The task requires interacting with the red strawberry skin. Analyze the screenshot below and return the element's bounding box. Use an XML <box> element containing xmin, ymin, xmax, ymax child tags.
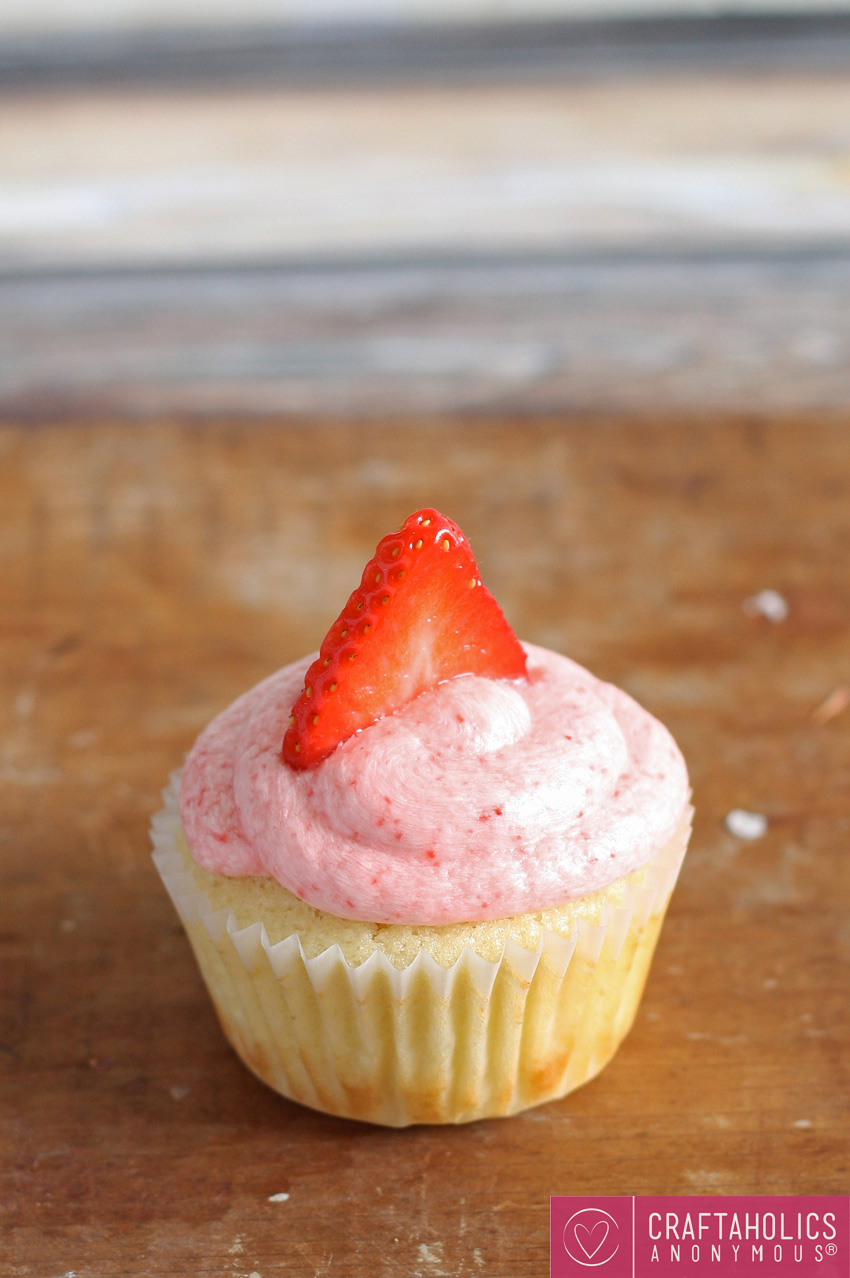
<box><xmin>282</xmin><ymin>509</ymin><xmax>527</xmax><ymax>769</ymax></box>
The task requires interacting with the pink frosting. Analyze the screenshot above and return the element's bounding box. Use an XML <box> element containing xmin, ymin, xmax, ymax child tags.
<box><xmin>180</xmin><ymin>643</ymin><xmax>688</xmax><ymax>925</ymax></box>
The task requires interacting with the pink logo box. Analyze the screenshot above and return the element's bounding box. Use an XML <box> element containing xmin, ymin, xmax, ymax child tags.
<box><xmin>551</xmin><ymin>1197</ymin><xmax>849</xmax><ymax>1278</ymax></box>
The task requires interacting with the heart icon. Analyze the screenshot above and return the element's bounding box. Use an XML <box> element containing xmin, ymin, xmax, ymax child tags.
<box><xmin>574</xmin><ymin>1220</ymin><xmax>610</xmax><ymax>1260</ymax></box>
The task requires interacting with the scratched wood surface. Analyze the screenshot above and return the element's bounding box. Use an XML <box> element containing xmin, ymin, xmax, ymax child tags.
<box><xmin>1</xmin><ymin>417</ymin><xmax>848</xmax><ymax>1277</ymax></box>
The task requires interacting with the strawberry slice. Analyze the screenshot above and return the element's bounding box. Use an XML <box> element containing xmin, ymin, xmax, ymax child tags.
<box><xmin>282</xmin><ymin>508</ymin><xmax>527</xmax><ymax>769</ymax></box>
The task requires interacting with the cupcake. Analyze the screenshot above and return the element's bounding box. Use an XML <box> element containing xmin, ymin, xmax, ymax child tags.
<box><xmin>152</xmin><ymin>509</ymin><xmax>691</xmax><ymax>1126</ymax></box>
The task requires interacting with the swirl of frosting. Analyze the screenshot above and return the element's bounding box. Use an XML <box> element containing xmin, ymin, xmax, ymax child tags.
<box><xmin>180</xmin><ymin>643</ymin><xmax>689</xmax><ymax>924</ymax></box>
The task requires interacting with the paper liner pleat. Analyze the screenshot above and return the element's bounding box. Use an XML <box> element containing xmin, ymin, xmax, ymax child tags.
<box><xmin>153</xmin><ymin>772</ymin><xmax>691</xmax><ymax>1126</ymax></box>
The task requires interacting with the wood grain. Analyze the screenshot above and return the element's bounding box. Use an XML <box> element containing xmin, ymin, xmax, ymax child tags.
<box><xmin>4</xmin><ymin>12</ymin><xmax>850</xmax><ymax>92</ymax></box>
<box><xmin>1</xmin><ymin>417</ymin><xmax>848</xmax><ymax>1276</ymax></box>
<box><xmin>5</xmin><ymin>61</ymin><xmax>850</xmax><ymax>420</ymax></box>
<box><xmin>7</xmin><ymin>250</ymin><xmax>850</xmax><ymax>418</ymax></box>
<box><xmin>2</xmin><ymin>73</ymin><xmax>850</xmax><ymax>271</ymax></box>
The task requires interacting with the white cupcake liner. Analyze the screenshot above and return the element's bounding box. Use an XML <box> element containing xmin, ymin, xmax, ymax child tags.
<box><xmin>152</xmin><ymin>772</ymin><xmax>691</xmax><ymax>1126</ymax></box>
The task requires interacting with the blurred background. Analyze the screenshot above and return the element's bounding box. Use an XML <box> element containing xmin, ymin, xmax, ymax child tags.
<box><xmin>3</xmin><ymin>0</ymin><xmax>850</xmax><ymax>417</ymax></box>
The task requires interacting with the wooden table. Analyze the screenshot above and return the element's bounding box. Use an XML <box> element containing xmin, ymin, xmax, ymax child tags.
<box><xmin>2</xmin><ymin>416</ymin><xmax>848</xmax><ymax>1276</ymax></box>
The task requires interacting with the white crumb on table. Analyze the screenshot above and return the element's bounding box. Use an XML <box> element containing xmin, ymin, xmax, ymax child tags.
<box><xmin>725</xmin><ymin>809</ymin><xmax>768</xmax><ymax>839</ymax></box>
<box><xmin>793</xmin><ymin>1119</ymin><xmax>812</xmax><ymax>1129</ymax></box>
<box><xmin>268</xmin><ymin>1192</ymin><xmax>290</xmax><ymax>1202</ymax></box>
<box><xmin>742</xmin><ymin>589</ymin><xmax>788</xmax><ymax>622</ymax></box>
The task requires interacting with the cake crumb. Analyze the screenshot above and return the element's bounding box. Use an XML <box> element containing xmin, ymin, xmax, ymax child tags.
<box><xmin>793</xmin><ymin>1119</ymin><xmax>812</xmax><ymax>1129</ymax></box>
<box><xmin>811</xmin><ymin>685</ymin><xmax>850</xmax><ymax>724</ymax></box>
<box><xmin>725</xmin><ymin>809</ymin><xmax>767</xmax><ymax>840</ymax></box>
<box><xmin>268</xmin><ymin>1192</ymin><xmax>290</xmax><ymax>1203</ymax></box>
<box><xmin>742</xmin><ymin>589</ymin><xmax>788</xmax><ymax>622</ymax></box>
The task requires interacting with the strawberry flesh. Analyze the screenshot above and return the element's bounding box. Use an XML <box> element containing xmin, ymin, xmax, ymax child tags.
<box><xmin>282</xmin><ymin>508</ymin><xmax>527</xmax><ymax>769</ymax></box>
